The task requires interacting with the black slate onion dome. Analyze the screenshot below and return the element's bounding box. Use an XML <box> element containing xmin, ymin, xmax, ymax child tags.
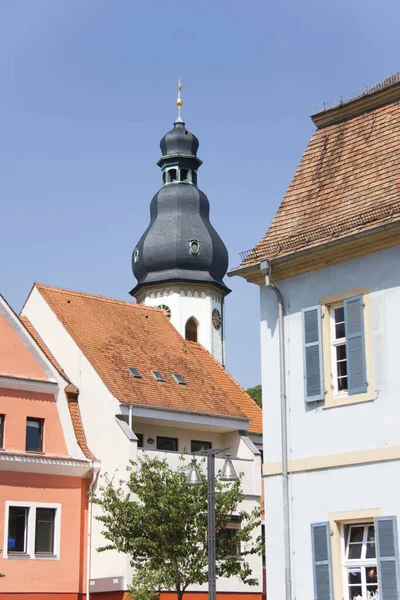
<box><xmin>130</xmin><ymin>119</ymin><xmax>230</xmax><ymax>296</ymax></box>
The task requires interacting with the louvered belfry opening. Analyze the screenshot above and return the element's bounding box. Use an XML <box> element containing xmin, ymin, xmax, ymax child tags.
<box><xmin>185</xmin><ymin>318</ymin><xmax>198</xmax><ymax>342</ymax></box>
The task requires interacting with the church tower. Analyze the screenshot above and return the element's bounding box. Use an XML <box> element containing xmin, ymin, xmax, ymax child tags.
<box><xmin>130</xmin><ymin>82</ymin><xmax>230</xmax><ymax>365</ymax></box>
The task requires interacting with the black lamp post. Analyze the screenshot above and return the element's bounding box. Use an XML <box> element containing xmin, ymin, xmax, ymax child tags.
<box><xmin>186</xmin><ymin>448</ymin><xmax>238</xmax><ymax>600</ymax></box>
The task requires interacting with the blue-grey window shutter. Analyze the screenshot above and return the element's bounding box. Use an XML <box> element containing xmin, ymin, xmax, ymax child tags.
<box><xmin>311</xmin><ymin>522</ymin><xmax>333</xmax><ymax>600</ymax></box>
<box><xmin>302</xmin><ymin>306</ymin><xmax>324</xmax><ymax>402</ymax></box>
<box><xmin>375</xmin><ymin>516</ymin><xmax>400</xmax><ymax>600</ymax></box>
<box><xmin>344</xmin><ymin>296</ymin><xmax>367</xmax><ymax>395</ymax></box>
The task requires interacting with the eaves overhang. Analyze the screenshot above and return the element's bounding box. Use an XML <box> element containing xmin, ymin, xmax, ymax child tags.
<box><xmin>156</xmin><ymin>153</ymin><xmax>203</xmax><ymax>168</ymax></box>
<box><xmin>0</xmin><ymin>451</ymin><xmax>97</xmax><ymax>478</ymax></box>
<box><xmin>0</xmin><ymin>375</ymin><xmax>58</xmax><ymax>394</ymax></box>
<box><xmin>229</xmin><ymin>220</ymin><xmax>400</xmax><ymax>285</ymax></box>
<box><xmin>120</xmin><ymin>403</ymin><xmax>249</xmax><ymax>432</ymax></box>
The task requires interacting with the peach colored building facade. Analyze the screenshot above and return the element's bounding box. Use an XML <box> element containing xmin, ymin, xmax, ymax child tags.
<box><xmin>0</xmin><ymin>295</ymin><xmax>96</xmax><ymax>598</ymax></box>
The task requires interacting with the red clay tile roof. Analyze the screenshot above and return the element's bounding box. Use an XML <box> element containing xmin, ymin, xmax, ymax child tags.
<box><xmin>34</xmin><ymin>284</ymin><xmax>262</xmax><ymax>434</ymax></box>
<box><xmin>20</xmin><ymin>316</ymin><xmax>95</xmax><ymax>460</ymax></box>
<box><xmin>20</xmin><ymin>316</ymin><xmax>68</xmax><ymax>380</ymax></box>
<box><xmin>236</xmin><ymin>90</ymin><xmax>400</xmax><ymax>270</ymax></box>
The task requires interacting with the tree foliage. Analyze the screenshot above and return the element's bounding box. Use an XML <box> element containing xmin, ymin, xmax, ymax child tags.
<box><xmin>92</xmin><ymin>454</ymin><xmax>263</xmax><ymax>600</ymax></box>
<box><xmin>246</xmin><ymin>384</ymin><xmax>262</xmax><ymax>407</ymax></box>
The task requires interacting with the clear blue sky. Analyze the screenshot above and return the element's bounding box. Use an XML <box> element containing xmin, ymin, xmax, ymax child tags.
<box><xmin>1</xmin><ymin>0</ymin><xmax>399</xmax><ymax>388</ymax></box>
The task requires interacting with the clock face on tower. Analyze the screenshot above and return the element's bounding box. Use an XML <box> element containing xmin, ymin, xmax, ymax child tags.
<box><xmin>212</xmin><ymin>308</ymin><xmax>221</xmax><ymax>330</ymax></box>
<box><xmin>158</xmin><ymin>304</ymin><xmax>171</xmax><ymax>319</ymax></box>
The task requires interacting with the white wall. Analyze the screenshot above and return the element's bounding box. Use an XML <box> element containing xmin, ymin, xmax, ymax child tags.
<box><xmin>265</xmin><ymin>461</ymin><xmax>400</xmax><ymax>600</ymax></box>
<box><xmin>260</xmin><ymin>245</ymin><xmax>400</xmax><ymax>464</ymax></box>
<box><xmin>138</xmin><ymin>284</ymin><xmax>224</xmax><ymax>363</ymax></box>
<box><xmin>22</xmin><ymin>286</ymin><xmax>262</xmax><ymax>592</ymax></box>
<box><xmin>260</xmin><ymin>245</ymin><xmax>400</xmax><ymax>600</ymax></box>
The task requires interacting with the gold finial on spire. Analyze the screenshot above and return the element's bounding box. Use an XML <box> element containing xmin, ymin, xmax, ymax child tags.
<box><xmin>176</xmin><ymin>78</ymin><xmax>183</xmax><ymax>121</ymax></box>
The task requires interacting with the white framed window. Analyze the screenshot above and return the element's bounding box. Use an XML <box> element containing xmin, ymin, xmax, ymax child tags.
<box><xmin>4</xmin><ymin>502</ymin><xmax>61</xmax><ymax>560</ymax></box>
<box><xmin>330</xmin><ymin>303</ymin><xmax>348</xmax><ymax>395</ymax></box>
<box><xmin>343</xmin><ymin>523</ymin><xmax>379</xmax><ymax>600</ymax></box>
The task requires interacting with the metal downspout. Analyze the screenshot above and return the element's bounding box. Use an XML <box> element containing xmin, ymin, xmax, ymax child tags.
<box><xmin>87</xmin><ymin>463</ymin><xmax>100</xmax><ymax>600</ymax></box>
<box><xmin>260</xmin><ymin>260</ymin><xmax>292</xmax><ymax>600</ymax></box>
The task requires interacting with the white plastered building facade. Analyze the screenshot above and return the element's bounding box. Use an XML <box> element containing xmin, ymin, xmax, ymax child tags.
<box><xmin>259</xmin><ymin>245</ymin><xmax>400</xmax><ymax>600</ymax></box>
<box><xmin>21</xmin><ymin>284</ymin><xmax>263</xmax><ymax>597</ymax></box>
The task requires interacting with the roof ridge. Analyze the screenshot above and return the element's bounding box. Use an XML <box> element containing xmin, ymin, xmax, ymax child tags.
<box><xmin>35</xmin><ymin>283</ymin><xmax>161</xmax><ymax>312</ymax></box>
<box><xmin>186</xmin><ymin>341</ymin><xmax>261</xmax><ymax>413</ymax></box>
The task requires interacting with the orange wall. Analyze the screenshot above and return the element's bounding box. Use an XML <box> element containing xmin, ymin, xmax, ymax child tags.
<box><xmin>0</xmin><ymin>314</ymin><xmax>48</xmax><ymax>380</ymax></box>
<box><xmin>0</xmin><ymin>388</ymin><xmax>68</xmax><ymax>456</ymax></box>
<box><xmin>0</xmin><ymin>472</ymin><xmax>88</xmax><ymax>594</ymax></box>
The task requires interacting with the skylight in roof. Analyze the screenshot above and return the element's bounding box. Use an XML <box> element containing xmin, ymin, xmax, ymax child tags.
<box><xmin>128</xmin><ymin>367</ymin><xmax>142</xmax><ymax>379</ymax></box>
<box><xmin>152</xmin><ymin>370</ymin><xmax>165</xmax><ymax>382</ymax></box>
<box><xmin>173</xmin><ymin>373</ymin><xmax>187</xmax><ymax>385</ymax></box>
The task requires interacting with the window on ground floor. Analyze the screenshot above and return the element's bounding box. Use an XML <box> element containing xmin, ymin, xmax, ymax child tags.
<box><xmin>344</xmin><ymin>523</ymin><xmax>379</xmax><ymax>600</ymax></box>
<box><xmin>5</xmin><ymin>503</ymin><xmax>60</xmax><ymax>559</ymax></box>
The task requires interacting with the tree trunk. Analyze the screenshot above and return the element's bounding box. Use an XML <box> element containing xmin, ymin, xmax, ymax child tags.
<box><xmin>176</xmin><ymin>586</ymin><xmax>184</xmax><ymax>600</ymax></box>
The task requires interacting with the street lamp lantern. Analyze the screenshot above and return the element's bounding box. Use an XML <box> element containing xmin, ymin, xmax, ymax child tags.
<box><xmin>186</xmin><ymin>458</ymin><xmax>202</xmax><ymax>485</ymax></box>
<box><xmin>219</xmin><ymin>453</ymin><xmax>238</xmax><ymax>482</ymax></box>
<box><xmin>186</xmin><ymin>448</ymin><xmax>238</xmax><ymax>600</ymax></box>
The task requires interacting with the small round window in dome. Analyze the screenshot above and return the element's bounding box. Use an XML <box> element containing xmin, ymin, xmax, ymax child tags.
<box><xmin>189</xmin><ymin>240</ymin><xmax>200</xmax><ymax>255</ymax></box>
<box><xmin>158</xmin><ymin>304</ymin><xmax>171</xmax><ymax>319</ymax></box>
<box><xmin>133</xmin><ymin>248</ymin><xmax>140</xmax><ymax>263</ymax></box>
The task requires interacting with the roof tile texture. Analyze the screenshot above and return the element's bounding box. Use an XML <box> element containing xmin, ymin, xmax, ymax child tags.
<box><xmin>35</xmin><ymin>285</ymin><xmax>262</xmax><ymax>434</ymax></box>
<box><xmin>240</xmin><ymin>97</ymin><xmax>400</xmax><ymax>267</ymax></box>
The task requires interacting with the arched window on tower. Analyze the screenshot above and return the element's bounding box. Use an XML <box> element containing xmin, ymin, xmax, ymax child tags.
<box><xmin>167</xmin><ymin>168</ymin><xmax>178</xmax><ymax>183</ymax></box>
<box><xmin>181</xmin><ymin>169</ymin><xmax>191</xmax><ymax>183</ymax></box>
<box><xmin>185</xmin><ymin>317</ymin><xmax>198</xmax><ymax>342</ymax></box>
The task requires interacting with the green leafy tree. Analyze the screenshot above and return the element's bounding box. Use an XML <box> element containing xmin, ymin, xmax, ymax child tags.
<box><xmin>246</xmin><ymin>384</ymin><xmax>262</xmax><ymax>407</ymax></box>
<box><xmin>92</xmin><ymin>454</ymin><xmax>263</xmax><ymax>600</ymax></box>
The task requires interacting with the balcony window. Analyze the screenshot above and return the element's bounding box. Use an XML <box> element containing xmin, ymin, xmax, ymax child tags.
<box><xmin>156</xmin><ymin>436</ymin><xmax>178</xmax><ymax>452</ymax></box>
<box><xmin>191</xmin><ymin>440</ymin><xmax>212</xmax><ymax>453</ymax></box>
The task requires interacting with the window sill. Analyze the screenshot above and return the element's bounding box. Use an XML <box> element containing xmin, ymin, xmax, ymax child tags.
<box><xmin>323</xmin><ymin>391</ymin><xmax>375</xmax><ymax>410</ymax></box>
<box><xmin>25</xmin><ymin>450</ymin><xmax>45</xmax><ymax>455</ymax></box>
<box><xmin>6</xmin><ymin>553</ymin><xmax>58</xmax><ymax>560</ymax></box>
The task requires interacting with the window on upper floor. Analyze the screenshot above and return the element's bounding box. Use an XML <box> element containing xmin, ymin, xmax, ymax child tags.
<box><xmin>26</xmin><ymin>418</ymin><xmax>44</xmax><ymax>452</ymax></box>
<box><xmin>302</xmin><ymin>293</ymin><xmax>370</xmax><ymax>406</ymax></box>
<box><xmin>217</xmin><ymin>516</ymin><xmax>241</xmax><ymax>559</ymax></box>
<box><xmin>6</xmin><ymin>503</ymin><xmax>59</xmax><ymax>559</ymax></box>
<box><xmin>136</xmin><ymin>433</ymin><xmax>143</xmax><ymax>448</ymax></box>
<box><xmin>156</xmin><ymin>436</ymin><xmax>178</xmax><ymax>452</ymax></box>
<box><xmin>0</xmin><ymin>414</ymin><xmax>4</xmax><ymax>449</ymax></box>
<box><xmin>191</xmin><ymin>440</ymin><xmax>212</xmax><ymax>453</ymax></box>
